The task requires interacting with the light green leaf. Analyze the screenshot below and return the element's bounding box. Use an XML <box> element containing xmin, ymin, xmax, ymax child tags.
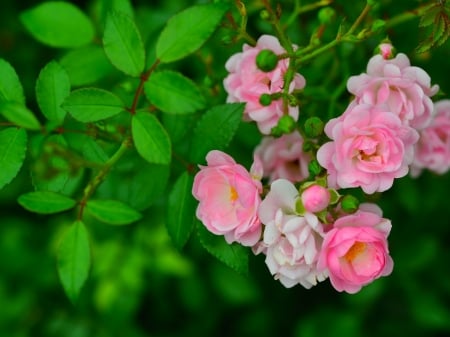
<box><xmin>57</xmin><ymin>220</ymin><xmax>91</xmax><ymax>303</ymax></box>
<box><xmin>60</xmin><ymin>45</ymin><xmax>115</xmax><ymax>87</ymax></box>
<box><xmin>167</xmin><ymin>172</ymin><xmax>196</xmax><ymax>250</ymax></box>
<box><xmin>132</xmin><ymin>112</ymin><xmax>171</xmax><ymax>164</ymax></box>
<box><xmin>0</xmin><ymin>101</ymin><xmax>41</xmax><ymax>130</ymax></box>
<box><xmin>144</xmin><ymin>70</ymin><xmax>206</xmax><ymax>114</ymax></box>
<box><xmin>20</xmin><ymin>1</ymin><xmax>95</xmax><ymax>48</ymax></box>
<box><xmin>189</xmin><ymin>103</ymin><xmax>244</xmax><ymax>163</ymax></box>
<box><xmin>86</xmin><ymin>199</ymin><xmax>142</xmax><ymax>225</ymax></box>
<box><xmin>0</xmin><ymin>128</ymin><xmax>27</xmax><ymax>190</ymax></box>
<box><xmin>0</xmin><ymin>58</ymin><xmax>25</xmax><ymax>104</ymax></box>
<box><xmin>197</xmin><ymin>224</ymin><xmax>249</xmax><ymax>276</ymax></box>
<box><xmin>18</xmin><ymin>191</ymin><xmax>77</xmax><ymax>214</ymax></box>
<box><xmin>156</xmin><ymin>3</ymin><xmax>228</xmax><ymax>63</ymax></box>
<box><xmin>36</xmin><ymin>60</ymin><xmax>70</xmax><ymax>124</ymax></box>
<box><xmin>103</xmin><ymin>11</ymin><xmax>145</xmax><ymax>77</ymax></box>
<box><xmin>62</xmin><ymin>88</ymin><xmax>124</xmax><ymax>123</ymax></box>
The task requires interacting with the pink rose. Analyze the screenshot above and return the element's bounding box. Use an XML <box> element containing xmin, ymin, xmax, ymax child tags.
<box><xmin>255</xmin><ymin>179</ymin><xmax>328</xmax><ymax>288</ymax></box>
<box><xmin>223</xmin><ymin>35</ymin><xmax>306</xmax><ymax>134</ymax></box>
<box><xmin>192</xmin><ymin>150</ymin><xmax>262</xmax><ymax>246</ymax></box>
<box><xmin>317</xmin><ymin>204</ymin><xmax>393</xmax><ymax>294</ymax></box>
<box><xmin>317</xmin><ymin>102</ymin><xmax>419</xmax><ymax>194</ymax></box>
<box><xmin>411</xmin><ymin>99</ymin><xmax>450</xmax><ymax>177</ymax></box>
<box><xmin>301</xmin><ymin>184</ymin><xmax>330</xmax><ymax>213</ymax></box>
<box><xmin>347</xmin><ymin>53</ymin><xmax>439</xmax><ymax>129</ymax></box>
<box><xmin>253</xmin><ymin>130</ymin><xmax>311</xmax><ymax>183</ymax></box>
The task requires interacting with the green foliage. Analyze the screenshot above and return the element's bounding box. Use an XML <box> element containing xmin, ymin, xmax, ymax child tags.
<box><xmin>20</xmin><ymin>1</ymin><xmax>95</xmax><ymax>48</ymax></box>
<box><xmin>0</xmin><ymin>58</ymin><xmax>25</xmax><ymax>104</ymax></box>
<box><xmin>0</xmin><ymin>101</ymin><xmax>41</xmax><ymax>130</ymax></box>
<box><xmin>85</xmin><ymin>199</ymin><xmax>142</xmax><ymax>225</ymax></box>
<box><xmin>0</xmin><ymin>128</ymin><xmax>27</xmax><ymax>189</ymax></box>
<box><xmin>18</xmin><ymin>191</ymin><xmax>77</xmax><ymax>214</ymax></box>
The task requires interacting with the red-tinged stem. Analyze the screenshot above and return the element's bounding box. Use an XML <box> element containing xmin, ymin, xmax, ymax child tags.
<box><xmin>129</xmin><ymin>59</ymin><xmax>161</xmax><ymax>115</ymax></box>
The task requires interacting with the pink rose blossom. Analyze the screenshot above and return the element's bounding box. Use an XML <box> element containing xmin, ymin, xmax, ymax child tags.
<box><xmin>317</xmin><ymin>102</ymin><xmax>419</xmax><ymax>194</ymax></box>
<box><xmin>317</xmin><ymin>204</ymin><xmax>393</xmax><ymax>294</ymax></box>
<box><xmin>254</xmin><ymin>130</ymin><xmax>311</xmax><ymax>183</ymax></box>
<box><xmin>411</xmin><ymin>99</ymin><xmax>450</xmax><ymax>177</ymax></box>
<box><xmin>223</xmin><ymin>35</ymin><xmax>306</xmax><ymax>134</ymax></box>
<box><xmin>347</xmin><ymin>53</ymin><xmax>439</xmax><ymax>129</ymax></box>
<box><xmin>254</xmin><ymin>179</ymin><xmax>328</xmax><ymax>288</ymax></box>
<box><xmin>192</xmin><ymin>150</ymin><xmax>262</xmax><ymax>246</ymax></box>
<box><xmin>301</xmin><ymin>185</ymin><xmax>330</xmax><ymax>213</ymax></box>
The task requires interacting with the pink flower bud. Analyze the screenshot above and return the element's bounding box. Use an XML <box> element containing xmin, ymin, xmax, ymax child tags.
<box><xmin>379</xmin><ymin>43</ymin><xmax>394</xmax><ymax>59</ymax></box>
<box><xmin>301</xmin><ymin>185</ymin><xmax>330</xmax><ymax>213</ymax></box>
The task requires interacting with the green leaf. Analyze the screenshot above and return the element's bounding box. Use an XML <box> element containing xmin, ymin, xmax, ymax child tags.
<box><xmin>103</xmin><ymin>11</ymin><xmax>145</xmax><ymax>77</ymax></box>
<box><xmin>86</xmin><ymin>199</ymin><xmax>142</xmax><ymax>225</ymax></box>
<box><xmin>36</xmin><ymin>60</ymin><xmax>71</xmax><ymax>124</ymax></box>
<box><xmin>0</xmin><ymin>58</ymin><xmax>25</xmax><ymax>104</ymax></box>
<box><xmin>132</xmin><ymin>112</ymin><xmax>171</xmax><ymax>164</ymax></box>
<box><xmin>156</xmin><ymin>3</ymin><xmax>228</xmax><ymax>63</ymax></box>
<box><xmin>197</xmin><ymin>224</ymin><xmax>249</xmax><ymax>276</ymax></box>
<box><xmin>0</xmin><ymin>101</ymin><xmax>41</xmax><ymax>130</ymax></box>
<box><xmin>419</xmin><ymin>4</ymin><xmax>441</xmax><ymax>28</ymax></box>
<box><xmin>60</xmin><ymin>45</ymin><xmax>115</xmax><ymax>87</ymax></box>
<box><xmin>167</xmin><ymin>172</ymin><xmax>196</xmax><ymax>250</ymax></box>
<box><xmin>144</xmin><ymin>70</ymin><xmax>206</xmax><ymax>114</ymax></box>
<box><xmin>57</xmin><ymin>220</ymin><xmax>91</xmax><ymax>303</ymax></box>
<box><xmin>190</xmin><ymin>103</ymin><xmax>244</xmax><ymax>163</ymax></box>
<box><xmin>0</xmin><ymin>128</ymin><xmax>27</xmax><ymax>190</ymax></box>
<box><xmin>18</xmin><ymin>191</ymin><xmax>77</xmax><ymax>214</ymax></box>
<box><xmin>20</xmin><ymin>1</ymin><xmax>95</xmax><ymax>48</ymax></box>
<box><xmin>62</xmin><ymin>88</ymin><xmax>125</xmax><ymax>123</ymax></box>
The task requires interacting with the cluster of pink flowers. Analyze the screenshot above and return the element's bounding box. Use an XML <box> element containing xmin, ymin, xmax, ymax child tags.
<box><xmin>192</xmin><ymin>36</ymin><xmax>449</xmax><ymax>294</ymax></box>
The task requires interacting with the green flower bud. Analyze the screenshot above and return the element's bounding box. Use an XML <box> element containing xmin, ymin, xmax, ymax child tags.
<box><xmin>259</xmin><ymin>93</ymin><xmax>272</xmax><ymax>106</ymax></box>
<box><xmin>276</xmin><ymin>115</ymin><xmax>296</xmax><ymax>134</ymax></box>
<box><xmin>304</xmin><ymin>116</ymin><xmax>324</xmax><ymax>138</ymax></box>
<box><xmin>256</xmin><ymin>49</ymin><xmax>279</xmax><ymax>72</ymax></box>
<box><xmin>340</xmin><ymin>194</ymin><xmax>360</xmax><ymax>214</ymax></box>
<box><xmin>308</xmin><ymin>159</ymin><xmax>323</xmax><ymax>177</ymax></box>
<box><xmin>260</xmin><ymin>9</ymin><xmax>270</xmax><ymax>20</ymax></box>
<box><xmin>318</xmin><ymin>7</ymin><xmax>336</xmax><ymax>25</ymax></box>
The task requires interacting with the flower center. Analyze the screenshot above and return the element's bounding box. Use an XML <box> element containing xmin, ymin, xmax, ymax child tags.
<box><xmin>344</xmin><ymin>241</ymin><xmax>367</xmax><ymax>262</ymax></box>
<box><xmin>230</xmin><ymin>186</ymin><xmax>238</xmax><ymax>202</ymax></box>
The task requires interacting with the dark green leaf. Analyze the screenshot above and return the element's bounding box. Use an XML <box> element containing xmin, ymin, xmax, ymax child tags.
<box><xmin>86</xmin><ymin>199</ymin><xmax>142</xmax><ymax>225</ymax></box>
<box><xmin>60</xmin><ymin>45</ymin><xmax>115</xmax><ymax>87</ymax></box>
<box><xmin>144</xmin><ymin>70</ymin><xmax>206</xmax><ymax>114</ymax></box>
<box><xmin>419</xmin><ymin>4</ymin><xmax>441</xmax><ymax>28</ymax></box>
<box><xmin>0</xmin><ymin>128</ymin><xmax>27</xmax><ymax>190</ymax></box>
<box><xmin>103</xmin><ymin>11</ymin><xmax>145</xmax><ymax>77</ymax></box>
<box><xmin>62</xmin><ymin>88</ymin><xmax>125</xmax><ymax>123</ymax></box>
<box><xmin>0</xmin><ymin>58</ymin><xmax>25</xmax><ymax>104</ymax></box>
<box><xmin>167</xmin><ymin>172</ymin><xmax>196</xmax><ymax>250</ymax></box>
<box><xmin>132</xmin><ymin>112</ymin><xmax>171</xmax><ymax>164</ymax></box>
<box><xmin>197</xmin><ymin>223</ymin><xmax>249</xmax><ymax>276</ymax></box>
<box><xmin>189</xmin><ymin>103</ymin><xmax>244</xmax><ymax>163</ymax></box>
<box><xmin>20</xmin><ymin>2</ymin><xmax>95</xmax><ymax>48</ymax></box>
<box><xmin>57</xmin><ymin>220</ymin><xmax>91</xmax><ymax>303</ymax></box>
<box><xmin>36</xmin><ymin>60</ymin><xmax>70</xmax><ymax>124</ymax></box>
<box><xmin>0</xmin><ymin>101</ymin><xmax>41</xmax><ymax>130</ymax></box>
<box><xmin>156</xmin><ymin>3</ymin><xmax>228</xmax><ymax>63</ymax></box>
<box><xmin>18</xmin><ymin>191</ymin><xmax>77</xmax><ymax>214</ymax></box>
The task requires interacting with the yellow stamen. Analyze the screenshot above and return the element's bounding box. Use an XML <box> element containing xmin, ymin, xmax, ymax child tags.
<box><xmin>230</xmin><ymin>186</ymin><xmax>238</xmax><ymax>202</ymax></box>
<box><xmin>344</xmin><ymin>241</ymin><xmax>366</xmax><ymax>262</ymax></box>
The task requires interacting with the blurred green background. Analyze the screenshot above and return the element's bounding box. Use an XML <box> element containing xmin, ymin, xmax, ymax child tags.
<box><xmin>1</xmin><ymin>0</ymin><xmax>450</xmax><ymax>336</ymax></box>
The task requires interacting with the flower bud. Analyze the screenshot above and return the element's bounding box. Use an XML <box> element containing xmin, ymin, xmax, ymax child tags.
<box><xmin>318</xmin><ymin>7</ymin><xmax>336</xmax><ymax>25</ymax></box>
<box><xmin>260</xmin><ymin>9</ymin><xmax>270</xmax><ymax>20</ymax></box>
<box><xmin>376</xmin><ymin>42</ymin><xmax>396</xmax><ymax>60</ymax></box>
<box><xmin>304</xmin><ymin>116</ymin><xmax>324</xmax><ymax>138</ymax></box>
<box><xmin>301</xmin><ymin>185</ymin><xmax>330</xmax><ymax>213</ymax></box>
<box><xmin>308</xmin><ymin>159</ymin><xmax>323</xmax><ymax>177</ymax></box>
<box><xmin>256</xmin><ymin>49</ymin><xmax>279</xmax><ymax>72</ymax></box>
<box><xmin>340</xmin><ymin>195</ymin><xmax>360</xmax><ymax>214</ymax></box>
<box><xmin>259</xmin><ymin>93</ymin><xmax>272</xmax><ymax>106</ymax></box>
<box><xmin>276</xmin><ymin>114</ymin><xmax>296</xmax><ymax>134</ymax></box>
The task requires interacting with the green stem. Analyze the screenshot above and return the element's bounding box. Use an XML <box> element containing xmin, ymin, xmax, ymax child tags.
<box><xmin>284</xmin><ymin>0</ymin><xmax>333</xmax><ymax>27</ymax></box>
<box><xmin>347</xmin><ymin>3</ymin><xmax>371</xmax><ymax>36</ymax></box>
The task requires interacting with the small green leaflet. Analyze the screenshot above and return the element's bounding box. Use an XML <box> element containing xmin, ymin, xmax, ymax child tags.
<box><xmin>18</xmin><ymin>191</ymin><xmax>77</xmax><ymax>214</ymax></box>
<box><xmin>86</xmin><ymin>199</ymin><xmax>142</xmax><ymax>225</ymax></box>
<box><xmin>103</xmin><ymin>11</ymin><xmax>145</xmax><ymax>77</ymax></box>
<box><xmin>57</xmin><ymin>220</ymin><xmax>91</xmax><ymax>304</ymax></box>
<box><xmin>0</xmin><ymin>128</ymin><xmax>27</xmax><ymax>190</ymax></box>
<box><xmin>167</xmin><ymin>172</ymin><xmax>196</xmax><ymax>250</ymax></box>
<box><xmin>189</xmin><ymin>103</ymin><xmax>244</xmax><ymax>163</ymax></box>
<box><xmin>36</xmin><ymin>60</ymin><xmax>71</xmax><ymax>124</ymax></box>
<box><xmin>62</xmin><ymin>88</ymin><xmax>125</xmax><ymax>123</ymax></box>
<box><xmin>0</xmin><ymin>101</ymin><xmax>41</xmax><ymax>130</ymax></box>
<box><xmin>132</xmin><ymin>112</ymin><xmax>171</xmax><ymax>165</ymax></box>
<box><xmin>197</xmin><ymin>223</ymin><xmax>249</xmax><ymax>276</ymax></box>
<box><xmin>0</xmin><ymin>58</ymin><xmax>25</xmax><ymax>104</ymax></box>
<box><xmin>20</xmin><ymin>2</ymin><xmax>95</xmax><ymax>48</ymax></box>
<box><xmin>156</xmin><ymin>3</ymin><xmax>229</xmax><ymax>63</ymax></box>
<box><xmin>144</xmin><ymin>70</ymin><xmax>206</xmax><ymax>114</ymax></box>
